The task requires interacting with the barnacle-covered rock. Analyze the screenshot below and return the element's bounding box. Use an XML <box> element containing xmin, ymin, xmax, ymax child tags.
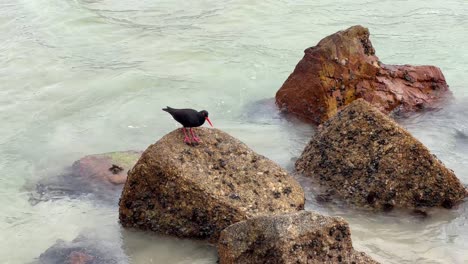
<box><xmin>296</xmin><ymin>99</ymin><xmax>467</xmax><ymax>210</ymax></box>
<box><xmin>119</xmin><ymin>128</ymin><xmax>305</xmax><ymax>241</ymax></box>
<box><xmin>218</xmin><ymin>211</ymin><xmax>379</xmax><ymax>264</ymax></box>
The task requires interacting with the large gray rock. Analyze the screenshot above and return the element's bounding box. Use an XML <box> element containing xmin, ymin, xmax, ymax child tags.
<box><xmin>296</xmin><ymin>99</ymin><xmax>467</xmax><ymax>210</ymax></box>
<box><xmin>217</xmin><ymin>211</ymin><xmax>379</xmax><ymax>264</ymax></box>
<box><xmin>119</xmin><ymin>128</ymin><xmax>305</xmax><ymax>241</ymax></box>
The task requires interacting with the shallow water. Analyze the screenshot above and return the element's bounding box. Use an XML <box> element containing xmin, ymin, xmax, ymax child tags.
<box><xmin>1</xmin><ymin>0</ymin><xmax>467</xmax><ymax>263</ymax></box>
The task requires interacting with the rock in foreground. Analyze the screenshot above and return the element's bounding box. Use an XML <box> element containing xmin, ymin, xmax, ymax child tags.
<box><xmin>296</xmin><ymin>99</ymin><xmax>467</xmax><ymax>210</ymax></box>
<box><xmin>276</xmin><ymin>25</ymin><xmax>451</xmax><ymax>124</ymax></box>
<box><xmin>218</xmin><ymin>211</ymin><xmax>379</xmax><ymax>264</ymax></box>
<box><xmin>119</xmin><ymin>128</ymin><xmax>305</xmax><ymax>241</ymax></box>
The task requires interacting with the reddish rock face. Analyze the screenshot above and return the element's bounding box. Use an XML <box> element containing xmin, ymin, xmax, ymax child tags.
<box><xmin>275</xmin><ymin>25</ymin><xmax>451</xmax><ymax>124</ymax></box>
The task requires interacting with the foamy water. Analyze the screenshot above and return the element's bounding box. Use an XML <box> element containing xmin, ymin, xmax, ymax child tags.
<box><xmin>1</xmin><ymin>0</ymin><xmax>467</xmax><ymax>263</ymax></box>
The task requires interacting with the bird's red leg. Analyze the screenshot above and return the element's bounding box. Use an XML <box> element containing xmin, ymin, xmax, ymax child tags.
<box><xmin>190</xmin><ymin>128</ymin><xmax>201</xmax><ymax>143</ymax></box>
<box><xmin>181</xmin><ymin>128</ymin><xmax>191</xmax><ymax>144</ymax></box>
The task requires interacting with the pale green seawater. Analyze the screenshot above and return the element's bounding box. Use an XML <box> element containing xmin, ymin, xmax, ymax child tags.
<box><xmin>1</xmin><ymin>0</ymin><xmax>468</xmax><ymax>263</ymax></box>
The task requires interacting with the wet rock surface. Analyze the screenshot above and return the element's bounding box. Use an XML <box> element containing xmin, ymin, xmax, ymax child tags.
<box><xmin>119</xmin><ymin>128</ymin><xmax>305</xmax><ymax>242</ymax></box>
<box><xmin>72</xmin><ymin>150</ymin><xmax>141</xmax><ymax>185</ymax></box>
<box><xmin>32</xmin><ymin>233</ymin><xmax>128</xmax><ymax>264</ymax></box>
<box><xmin>276</xmin><ymin>25</ymin><xmax>451</xmax><ymax>124</ymax></box>
<box><xmin>217</xmin><ymin>211</ymin><xmax>379</xmax><ymax>264</ymax></box>
<box><xmin>29</xmin><ymin>151</ymin><xmax>142</xmax><ymax>205</ymax></box>
<box><xmin>295</xmin><ymin>99</ymin><xmax>467</xmax><ymax>210</ymax></box>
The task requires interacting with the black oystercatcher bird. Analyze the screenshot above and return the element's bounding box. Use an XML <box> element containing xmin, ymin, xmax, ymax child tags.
<box><xmin>162</xmin><ymin>107</ymin><xmax>213</xmax><ymax>143</ymax></box>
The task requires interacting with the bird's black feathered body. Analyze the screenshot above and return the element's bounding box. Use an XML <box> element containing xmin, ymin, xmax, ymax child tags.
<box><xmin>162</xmin><ymin>107</ymin><xmax>209</xmax><ymax>127</ymax></box>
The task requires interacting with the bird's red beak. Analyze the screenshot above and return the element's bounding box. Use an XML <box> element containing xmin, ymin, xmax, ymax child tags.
<box><xmin>206</xmin><ymin>117</ymin><xmax>213</xmax><ymax>127</ymax></box>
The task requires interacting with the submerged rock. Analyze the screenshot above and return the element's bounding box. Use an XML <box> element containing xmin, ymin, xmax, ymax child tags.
<box><xmin>295</xmin><ymin>99</ymin><xmax>467</xmax><ymax>210</ymax></box>
<box><xmin>217</xmin><ymin>211</ymin><xmax>379</xmax><ymax>264</ymax></box>
<box><xmin>32</xmin><ymin>233</ymin><xmax>128</xmax><ymax>264</ymax></box>
<box><xmin>72</xmin><ymin>150</ymin><xmax>141</xmax><ymax>185</ymax></box>
<box><xmin>276</xmin><ymin>25</ymin><xmax>451</xmax><ymax>124</ymax></box>
<box><xmin>119</xmin><ymin>128</ymin><xmax>305</xmax><ymax>241</ymax></box>
<box><xmin>30</xmin><ymin>151</ymin><xmax>141</xmax><ymax>205</ymax></box>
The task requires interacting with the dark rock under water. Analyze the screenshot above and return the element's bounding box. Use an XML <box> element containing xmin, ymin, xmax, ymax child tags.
<box><xmin>31</xmin><ymin>232</ymin><xmax>128</xmax><ymax>264</ymax></box>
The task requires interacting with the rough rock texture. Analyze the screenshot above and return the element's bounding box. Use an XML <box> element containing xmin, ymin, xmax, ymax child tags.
<box><xmin>276</xmin><ymin>25</ymin><xmax>451</xmax><ymax>124</ymax></box>
<box><xmin>119</xmin><ymin>128</ymin><xmax>305</xmax><ymax>241</ymax></box>
<box><xmin>296</xmin><ymin>99</ymin><xmax>467</xmax><ymax>210</ymax></box>
<box><xmin>218</xmin><ymin>211</ymin><xmax>379</xmax><ymax>264</ymax></box>
<box><xmin>32</xmin><ymin>234</ymin><xmax>128</xmax><ymax>264</ymax></box>
<box><xmin>29</xmin><ymin>151</ymin><xmax>141</xmax><ymax>205</ymax></box>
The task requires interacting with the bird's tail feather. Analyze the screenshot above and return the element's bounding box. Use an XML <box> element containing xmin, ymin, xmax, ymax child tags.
<box><xmin>162</xmin><ymin>106</ymin><xmax>173</xmax><ymax>112</ymax></box>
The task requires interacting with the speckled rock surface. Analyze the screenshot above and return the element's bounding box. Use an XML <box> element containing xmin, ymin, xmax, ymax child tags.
<box><xmin>296</xmin><ymin>99</ymin><xmax>467</xmax><ymax>210</ymax></box>
<box><xmin>218</xmin><ymin>211</ymin><xmax>379</xmax><ymax>264</ymax></box>
<box><xmin>119</xmin><ymin>128</ymin><xmax>305</xmax><ymax>241</ymax></box>
<box><xmin>275</xmin><ymin>25</ymin><xmax>451</xmax><ymax>124</ymax></box>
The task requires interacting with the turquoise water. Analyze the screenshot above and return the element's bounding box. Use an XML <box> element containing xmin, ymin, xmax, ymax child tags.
<box><xmin>1</xmin><ymin>0</ymin><xmax>467</xmax><ymax>263</ymax></box>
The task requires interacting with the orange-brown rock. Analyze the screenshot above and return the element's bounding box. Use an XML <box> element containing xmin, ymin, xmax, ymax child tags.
<box><xmin>295</xmin><ymin>99</ymin><xmax>467</xmax><ymax>210</ymax></box>
<box><xmin>119</xmin><ymin>128</ymin><xmax>305</xmax><ymax>242</ymax></box>
<box><xmin>276</xmin><ymin>25</ymin><xmax>451</xmax><ymax>124</ymax></box>
<box><xmin>218</xmin><ymin>211</ymin><xmax>379</xmax><ymax>264</ymax></box>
